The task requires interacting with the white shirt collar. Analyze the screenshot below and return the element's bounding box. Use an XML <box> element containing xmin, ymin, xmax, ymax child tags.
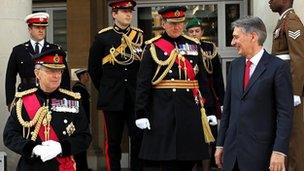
<box><xmin>247</xmin><ymin>48</ymin><xmax>264</xmax><ymax>66</ymax></box>
<box><xmin>30</xmin><ymin>39</ymin><xmax>45</xmax><ymax>47</ymax></box>
<box><xmin>279</xmin><ymin>8</ymin><xmax>293</xmax><ymax>20</ymax></box>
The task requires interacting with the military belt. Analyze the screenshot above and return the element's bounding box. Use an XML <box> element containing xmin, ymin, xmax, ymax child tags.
<box><xmin>153</xmin><ymin>80</ymin><xmax>199</xmax><ymax>89</ymax></box>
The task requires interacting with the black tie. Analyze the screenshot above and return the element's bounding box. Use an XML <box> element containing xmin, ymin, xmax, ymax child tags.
<box><xmin>34</xmin><ymin>42</ymin><xmax>39</xmax><ymax>54</ymax></box>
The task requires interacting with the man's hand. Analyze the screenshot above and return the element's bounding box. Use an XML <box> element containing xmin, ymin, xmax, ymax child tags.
<box><xmin>40</xmin><ymin>140</ymin><xmax>62</xmax><ymax>162</ymax></box>
<box><xmin>215</xmin><ymin>148</ymin><xmax>224</xmax><ymax>169</ymax></box>
<box><xmin>269</xmin><ymin>152</ymin><xmax>285</xmax><ymax>171</ymax></box>
<box><xmin>135</xmin><ymin>118</ymin><xmax>151</xmax><ymax>130</ymax></box>
<box><xmin>207</xmin><ymin>115</ymin><xmax>217</xmax><ymax>126</ymax></box>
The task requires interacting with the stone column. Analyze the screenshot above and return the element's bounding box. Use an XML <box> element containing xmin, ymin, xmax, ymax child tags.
<box><xmin>0</xmin><ymin>0</ymin><xmax>31</xmax><ymax>170</ymax></box>
<box><xmin>252</xmin><ymin>0</ymin><xmax>304</xmax><ymax>51</ymax></box>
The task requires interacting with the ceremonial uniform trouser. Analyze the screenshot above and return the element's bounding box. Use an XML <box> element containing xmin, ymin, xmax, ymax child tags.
<box><xmin>103</xmin><ymin>93</ymin><xmax>143</xmax><ymax>171</ymax></box>
<box><xmin>143</xmin><ymin>160</ymin><xmax>197</xmax><ymax>171</ymax></box>
<box><xmin>288</xmin><ymin>98</ymin><xmax>304</xmax><ymax>171</ymax></box>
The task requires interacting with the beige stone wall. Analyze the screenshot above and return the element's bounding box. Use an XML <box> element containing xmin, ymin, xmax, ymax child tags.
<box><xmin>252</xmin><ymin>0</ymin><xmax>304</xmax><ymax>52</ymax></box>
<box><xmin>0</xmin><ymin>1</ymin><xmax>31</xmax><ymax>170</ymax></box>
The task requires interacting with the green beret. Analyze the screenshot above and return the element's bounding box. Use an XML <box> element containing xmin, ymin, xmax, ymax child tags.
<box><xmin>186</xmin><ymin>18</ymin><xmax>202</xmax><ymax>30</ymax></box>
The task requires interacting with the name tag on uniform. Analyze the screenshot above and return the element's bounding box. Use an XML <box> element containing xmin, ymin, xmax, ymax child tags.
<box><xmin>51</xmin><ymin>98</ymin><xmax>79</xmax><ymax>113</ymax></box>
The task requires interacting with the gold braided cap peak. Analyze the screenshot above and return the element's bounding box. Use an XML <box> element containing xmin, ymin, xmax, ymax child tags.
<box><xmin>145</xmin><ymin>35</ymin><xmax>162</xmax><ymax>45</ymax></box>
<box><xmin>15</xmin><ymin>88</ymin><xmax>38</xmax><ymax>98</ymax></box>
<box><xmin>182</xmin><ymin>34</ymin><xmax>200</xmax><ymax>44</ymax></box>
<box><xmin>98</xmin><ymin>26</ymin><xmax>113</xmax><ymax>34</ymax></box>
<box><xmin>131</xmin><ymin>26</ymin><xmax>143</xmax><ymax>33</ymax></box>
<box><xmin>59</xmin><ymin>88</ymin><xmax>81</xmax><ymax>99</ymax></box>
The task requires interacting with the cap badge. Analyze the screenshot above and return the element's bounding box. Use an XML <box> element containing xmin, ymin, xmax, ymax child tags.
<box><xmin>127</xmin><ymin>2</ymin><xmax>132</xmax><ymax>7</ymax></box>
<box><xmin>175</xmin><ymin>10</ymin><xmax>180</xmax><ymax>17</ymax></box>
<box><xmin>54</xmin><ymin>54</ymin><xmax>60</xmax><ymax>63</ymax></box>
<box><xmin>39</xmin><ymin>17</ymin><xmax>43</xmax><ymax>22</ymax></box>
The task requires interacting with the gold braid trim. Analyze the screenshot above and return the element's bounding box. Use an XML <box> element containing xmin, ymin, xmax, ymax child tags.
<box><xmin>16</xmin><ymin>98</ymin><xmax>49</xmax><ymax>141</ymax></box>
<box><xmin>15</xmin><ymin>88</ymin><xmax>38</xmax><ymax>98</ymax></box>
<box><xmin>145</xmin><ymin>35</ymin><xmax>162</xmax><ymax>45</ymax></box>
<box><xmin>59</xmin><ymin>88</ymin><xmax>81</xmax><ymax>99</ymax></box>
<box><xmin>182</xmin><ymin>34</ymin><xmax>200</xmax><ymax>44</ymax></box>
<box><xmin>98</xmin><ymin>26</ymin><xmax>113</xmax><ymax>34</ymax></box>
<box><xmin>200</xmin><ymin>40</ymin><xmax>218</xmax><ymax>59</ymax></box>
<box><xmin>150</xmin><ymin>44</ymin><xmax>178</xmax><ymax>85</ymax></box>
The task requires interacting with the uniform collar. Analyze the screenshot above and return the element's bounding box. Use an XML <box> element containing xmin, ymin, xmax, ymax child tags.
<box><xmin>113</xmin><ymin>24</ymin><xmax>131</xmax><ymax>34</ymax></box>
<box><xmin>30</xmin><ymin>39</ymin><xmax>45</xmax><ymax>48</ymax></box>
<box><xmin>279</xmin><ymin>8</ymin><xmax>294</xmax><ymax>20</ymax></box>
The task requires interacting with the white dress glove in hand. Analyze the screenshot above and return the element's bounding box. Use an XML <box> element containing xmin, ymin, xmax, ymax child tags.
<box><xmin>294</xmin><ymin>95</ymin><xmax>301</xmax><ymax>107</ymax></box>
<box><xmin>135</xmin><ymin>118</ymin><xmax>151</xmax><ymax>130</ymax></box>
<box><xmin>207</xmin><ymin>115</ymin><xmax>217</xmax><ymax>126</ymax></box>
<box><xmin>32</xmin><ymin>145</ymin><xmax>48</xmax><ymax>157</ymax></box>
<box><xmin>40</xmin><ymin>140</ymin><xmax>62</xmax><ymax>162</ymax></box>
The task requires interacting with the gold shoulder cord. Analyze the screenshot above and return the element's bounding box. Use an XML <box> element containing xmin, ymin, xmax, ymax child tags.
<box><xmin>150</xmin><ymin>44</ymin><xmax>178</xmax><ymax>85</ymax></box>
<box><xmin>59</xmin><ymin>88</ymin><xmax>81</xmax><ymax>99</ymax></box>
<box><xmin>200</xmin><ymin>41</ymin><xmax>218</xmax><ymax>74</ymax></box>
<box><xmin>16</xmin><ymin>98</ymin><xmax>51</xmax><ymax>141</ymax></box>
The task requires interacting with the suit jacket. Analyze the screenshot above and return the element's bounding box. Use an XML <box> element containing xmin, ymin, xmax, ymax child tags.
<box><xmin>217</xmin><ymin>51</ymin><xmax>293</xmax><ymax>171</ymax></box>
<box><xmin>5</xmin><ymin>40</ymin><xmax>70</xmax><ymax>106</ymax></box>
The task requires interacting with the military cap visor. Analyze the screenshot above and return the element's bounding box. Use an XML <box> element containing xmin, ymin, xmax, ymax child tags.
<box><xmin>25</xmin><ymin>12</ymin><xmax>49</xmax><ymax>26</ymax></box>
<box><xmin>158</xmin><ymin>6</ymin><xmax>187</xmax><ymax>23</ymax></box>
<box><xmin>186</xmin><ymin>18</ymin><xmax>202</xmax><ymax>30</ymax></box>
<box><xmin>33</xmin><ymin>49</ymin><xmax>66</xmax><ymax>69</ymax></box>
<box><xmin>109</xmin><ymin>0</ymin><xmax>136</xmax><ymax>10</ymax></box>
<box><xmin>75</xmin><ymin>68</ymin><xmax>88</xmax><ymax>77</ymax></box>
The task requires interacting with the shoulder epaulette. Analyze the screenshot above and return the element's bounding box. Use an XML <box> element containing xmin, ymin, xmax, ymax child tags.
<box><xmin>182</xmin><ymin>34</ymin><xmax>200</xmax><ymax>44</ymax></box>
<box><xmin>98</xmin><ymin>27</ymin><xmax>113</xmax><ymax>34</ymax></box>
<box><xmin>59</xmin><ymin>88</ymin><xmax>81</xmax><ymax>99</ymax></box>
<box><xmin>15</xmin><ymin>88</ymin><xmax>38</xmax><ymax>98</ymax></box>
<box><xmin>145</xmin><ymin>35</ymin><xmax>162</xmax><ymax>45</ymax></box>
<box><xmin>131</xmin><ymin>26</ymin><xmax>143</xmax><ymax>33</ymax></box>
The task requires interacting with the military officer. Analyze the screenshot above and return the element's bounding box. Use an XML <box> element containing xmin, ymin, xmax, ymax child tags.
<box><xmin>186</xmin><ymin>17</ymin><xmax>225</xmax><ymax>171</ymax></box>
<box><xmin>3</xmin><ymin>49</ymin><xmax>91</xmax><ymax>171</ymax></box>
<box><xmin>135</xmin><ymin>6</ymin><xmax>213</xmax><ymax>171</ymax></box>
<box><xmin>5</xmin><ymin>12</ymin><xmax>70</xmax><ymax>111</ymax></box>
<box><xmin>88</xmin><ymin>0</ymin><xmax>143</xmax><ymax>170</ymax></box>
<box><xmin>269</xmin><ymin>0</ymin><xmax>304</xmax><ymax>170</ymax></box>
<box><xmin>72</xmin><ymin>68</ymin><xmax>91</xmax><ymax>171</ymax></box>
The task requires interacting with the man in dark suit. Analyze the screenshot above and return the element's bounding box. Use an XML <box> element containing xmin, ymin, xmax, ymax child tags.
<box><xmin>5</xmin><ymin>12</ymin><xmax>70</xmax><ymax>111</ymax></box>
<box><xmin>215</xmin><ymin>16</ymin><xmax>293</xmax><ymax>171</ymax></box>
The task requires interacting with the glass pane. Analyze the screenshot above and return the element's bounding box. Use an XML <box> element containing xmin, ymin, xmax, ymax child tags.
<box><xmin>138</xmin><ymin>4</ymin><xmax>218</xmax><ymax>45</ymax></box>
<box><xmin>225</xmin><ymin>4</ymin><xmax>240</xmax><ymax>46</ymax></box>
<box><xmin>53</xmin><ymin>10</ymin><xmax>67</xmax><ymax>51</ymax></box>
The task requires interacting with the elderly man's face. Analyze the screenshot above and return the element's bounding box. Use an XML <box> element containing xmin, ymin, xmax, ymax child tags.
<box><xmin>231</xmin><ymin>27</ymin><xmax>254</xmax><ymax>57</ymax></box>
<box><xmin>35</xmin><ymin>67</ymin><xmax>63</xmax><ymax>93</ymax></box>
<box><xmin>162</xmin><ymin>21</ymin><xmax>184</xmax><ymax>38</ymax></box>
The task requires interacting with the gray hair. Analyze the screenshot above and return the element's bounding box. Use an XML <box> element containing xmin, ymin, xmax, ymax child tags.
<box><xmin>231</xmin><ymin>16</ymin><xmax>267</xmax><ymax>45</ymax></box>
<box><xmin>34</xmin><ymin>64</ymin><xmax>44</xmax><ymax>69</ymax></box>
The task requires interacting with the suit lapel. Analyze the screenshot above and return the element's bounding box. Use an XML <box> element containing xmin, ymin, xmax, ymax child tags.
<box><xmin>242</xmin><ymin>51</ymin><xmax>270</xmax><ymax>98</ymax></box>
<box><xmin>41</xmin><ymin>41</ymin><xmax>49</xmax><ymax>52</ymax></box>
<box><xmin>237</xmin><ymin>57</ymin><xmax>246</xmax><ymax>94</ymax></box>
<box><xmin>24</xmin><ymin>40</ymin><xmax>35</xmax><ymax>55</ymax></box>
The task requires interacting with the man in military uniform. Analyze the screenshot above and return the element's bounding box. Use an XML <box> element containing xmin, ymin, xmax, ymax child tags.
<box><xmin>5</xmin><ymin>12</ymin><xmax>70</xmax><ymax>111</ymax></box>
<box><xmin>135</xmin><ymin>6</ymin><xmax>213</xmax><ymax>171</ymax></box>
<box><xmin>269</xmin><ymin>0</ymin><xmax>304</xmax><ymax>170</ymax></box>
<box><xmin>3</xmin><ymin>49</ymin><xmax>91</xmax><ymax>171</ymax></box>
<box><xmin>88</xmin><ymin>0</ymin><xmax>143</xmax><ymax>170</ymax></box>
<box><xmin>186</xmin><ymin>18</ymin><xmax>225</xmax><ymax>171</ymax></box>
<box><xmin>72</xmin><ymin>68</ymin><xmax>91</xmax><ymax>171</ymax></box>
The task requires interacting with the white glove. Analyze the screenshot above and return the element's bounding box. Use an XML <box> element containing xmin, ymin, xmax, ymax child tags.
<box><xmin>207</xmin><ymin>115</ymin><xmax>218</xmax><ymax>126</ymax></box>
<box><xmin>294</xmin><ymin>95</ymin><xmax>301</xmax><ymax>107</ymax></box>
<box><xmin>135</xmin><ymin>118</ymin><xmax>151</xmax><ymax>130</ymax></box>
<box><xmin>32</xmin><ymin>145</ymin><xmax>48</xmax><ymax>157</ymax></box>
<box><xmin>40</xmin><ymin>140</ymin><xmax>62</xmax><ymax>162</ymax></box>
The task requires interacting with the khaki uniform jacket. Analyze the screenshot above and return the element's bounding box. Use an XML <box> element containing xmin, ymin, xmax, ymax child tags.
<box><xmin>272</xmin><ymin>9</ymin><xmax>304</xmax><ymax>96</ymax></box>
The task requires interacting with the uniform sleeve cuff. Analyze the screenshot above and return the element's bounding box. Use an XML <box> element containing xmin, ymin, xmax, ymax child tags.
<box><xmin>273</xmin><ymin>151</ymin><xmax>287</xmax><ymax>157</ymax></box>
<box><xmin>23</xmin><ymin>140</ymin><xmax>39</xmax><ymax>159</ymax></box>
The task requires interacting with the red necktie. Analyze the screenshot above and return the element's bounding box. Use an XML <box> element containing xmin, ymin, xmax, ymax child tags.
<box><xmin>243</xmin><ymin>60</ymin><xmax>252</xmax><ymax>90</ymax></box>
